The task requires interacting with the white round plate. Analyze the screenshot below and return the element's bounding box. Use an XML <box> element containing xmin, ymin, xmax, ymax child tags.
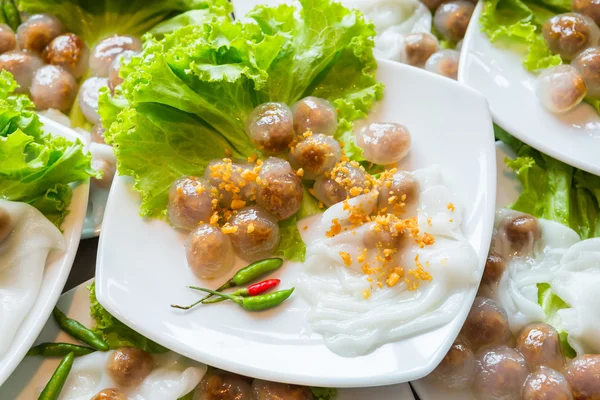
<box><xmin>0</xmin><ymin>279</ymin><xmax>416</xmax><ymax>399</ymax></box>
<box><xmin>0</xmin><ymin>117</ymin><xmax>89</xmax><ymax>386</ymax></box>
<box><xmin>410</xmin><ymin>140</ymin><xmax>520</xmax><ymax>399</ymax></box>
<box><xmin>96</xmin><ymin>59</ymin><xmax>496</xmax><ymax>387</ymax></box>
<box><xmin>459</xmin><ymin>2</ymin><xmax>600</xmax><ymax>175</ymax></box>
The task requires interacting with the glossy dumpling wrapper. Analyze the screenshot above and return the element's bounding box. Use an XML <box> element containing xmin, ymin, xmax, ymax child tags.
<box><xmin>493</xmin><ymin>209</ymin><xmax>579</xmax><ymax>333</ymax></box>
<box><xmin>296</xmin><ymin>165</ymin><xmax>479</xmax><ymax>356</ymax></box>
<box><xmin>56</xmin><ymin>350</ymin><xmax>206</xmax><ymax>400</ymax></box>
<box><xmin>345</xmin><ymin>0</ymin><xmax>432</xmax><ymax>34</ymax></box>
<box><xmin>0</xmin><ymin>200</ymin><xmax>64</xmax><ymax>357</ymax></box>
<box><xmin>344</xmin><ymin>0</ymin><xmax>432</xmax><ymax>62</ymax></box>
<box><xmin>551</xmin><ymin>237</ymin><xmax>600</xmax><ymax>354</ymax></box>
<box><xmin>493</xmin><ymin>209</ymin><xmax>600</xmax><ymax>354</ymax></box>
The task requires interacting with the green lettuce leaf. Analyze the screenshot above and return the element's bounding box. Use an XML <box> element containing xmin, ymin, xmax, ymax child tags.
<box><xmin>497</xmin><ymin>126</ymin><xmax>600</xmax><ymax>239</ymax></box>
<box><xmin>88</xmin><ymin>282</ymin><xmax>168</xmax><ymax>353</ymax></box>
<box><xmin>16</xmin><ymin>0</ymin><xmax>232</xmax><ymax>46</ymax></box>
<box><xmin>101</xmin><ymin>0</ymin><xmax>383</xmax><ymax>261</ymax></box>
<box><xmin>479</xmin><ymin>0</ymin><xmax>564</xmax><ymax>72</ymax></box>
<box><xmin>311</xmin><ymin>387</ymin><xmax>338</xmax><ymax>400</ymax></box>
<box><xmin>537</xmin><ymin>283</ymin><xmax>577</xmax><ymax>358</ymax></box>
<box><xmin>0</xmin><ymin>71</ymin><xmax>94</xmax><ymax>227</ymax></box>
<box><xmin>276</xmin><ymin>216</ymin><xmax>306</xmax><ymax>262</ymax></box>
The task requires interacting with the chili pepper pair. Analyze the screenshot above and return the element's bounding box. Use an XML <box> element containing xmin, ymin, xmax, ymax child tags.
<box><xmin>172</xmin><ymin>257</ymin><xmax>295</xmax><ymax>311</ymax></box>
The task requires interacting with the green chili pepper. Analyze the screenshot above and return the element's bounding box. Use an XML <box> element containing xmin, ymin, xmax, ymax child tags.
<box><xmin>0</xmin><ymin>1</ymin><xmax>7</xmax><ymax>25</ymax></box>
<box><xmin>38</xmin><ymin>352</ymin><xmax>74</xmax><ymax>400</ymax></box>
<box><xmin>200</xmin><ymin>258</ymin><xmax>283</xmax><ymax>303</ymax></box>
<box><xmin>3</xmin><ymin>0</ymin><xmax>20</xmax><ymax>31</ymax></box>
<box><xmin>52</xmin><ymin>308</ymin><xmax>109</xmax><ymax>351</ymax></box>
<box><xmin>186</xmin><ymin>287</ymin><xmax>294</xmax><ymax>311</ymax></box>
<box><xmin>27</xmin><ymin>342</ymin><xmax>96</xmax><ymax>357</ymax></box>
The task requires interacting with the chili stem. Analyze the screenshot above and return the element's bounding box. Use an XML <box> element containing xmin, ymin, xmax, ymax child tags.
<box><xmin>171</xmin><ymin>287</ymin><xmax>242</xmax><ymax>310</ymax></box>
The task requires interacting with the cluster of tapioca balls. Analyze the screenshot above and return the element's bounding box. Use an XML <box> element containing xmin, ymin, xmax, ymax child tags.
<box><xmin>431</xmin><ymin>214</ymin><xmax>600</xmax><ymax>400</ymax></box>
<box><xmin>0</xmin><ymin>13</ymin><xmax>141</xmax><ymax>129</ymax></box>
<box><xmin>168</xmin><ymin>96</ymin><xmax>412</xmax><ymax>280</ymax></box>
<box><xmin>535</xmin><ymin>2</ymin><xmax>600</xmax><ymax>113</ymax></box>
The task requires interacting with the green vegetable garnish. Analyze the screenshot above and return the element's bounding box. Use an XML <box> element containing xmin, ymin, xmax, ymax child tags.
<box><xmin>100</xmin><ymin>0</ymin><xmax>383</xmax><ymax>262</ymax></box>
<box><xmin>497</xmin><ymin>126</ymin><xmax>600</xmax><ymax>239</ymax></box>
<box><xmin>88</xmin><ymin>282</ymin><xmax>168</xmax><ymax>353</ymax></box>
<box><xmin>0</xmin><ymin>71</ymin><xmax>95</xmax><ymax>227</ymax></box>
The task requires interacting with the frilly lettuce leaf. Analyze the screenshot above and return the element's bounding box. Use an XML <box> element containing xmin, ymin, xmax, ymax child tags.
<box><xmin>16</xmin><ymin>0</ymin><xmax>232</xmax><ymax>46</ymax></box>
<box><xmin>0</xmin><ymin>71</ymin><xmax>94</xmax><ymax>227</ymax></box>
<box><xmin>497</xmin><ymin>126</ymin><xmax>600</xmax><ymax>239</ymax></box>
<box><xmin>88</xmin><ymin>282</ymin><xmax>168</xmax><ymax>353</ymax></box>
<box><xmin>479</xmin><ymin>0</ymin><xmax>564</xmax><ymax>71</ymax></box>
<box><xmin>101</xmin><ymin>0</ymin><xmax>383</xmax><ymax>261</ymax></box>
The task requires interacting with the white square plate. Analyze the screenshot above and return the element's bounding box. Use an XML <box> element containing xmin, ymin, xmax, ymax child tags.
<box><xmin>96</xmin><ymin>60</ymin><xmax>496</xmax><ymax>387</ymax></box>
<box><xmin>459</xmin><ymin>2</ymin><xmax>600</xmax><ymax>175</ymax></box>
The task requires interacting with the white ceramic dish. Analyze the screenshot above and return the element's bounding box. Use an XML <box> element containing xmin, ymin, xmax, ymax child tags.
<box><xmin>0</xmin><ymin>117</ymin><xmax>89</xmax><ymax>387</ymax></box>
<box><xmin>96</xmin><ymin>59</ymin><xmax>496</xmax><ymax>387</ymax></box>
<box><xmin>410</xmin><ymin>141</ymin><xmax>519</xmax><ymax>399</ymax></box>
<box><xmin>459</xmin><ymin>2</ymin><xmax>600</xmax><ymax>176</ymax></box>
<box><xmin>0</xmin><ymin>280</ymin><xmax>416</xmax><ymax>399</ymax></box>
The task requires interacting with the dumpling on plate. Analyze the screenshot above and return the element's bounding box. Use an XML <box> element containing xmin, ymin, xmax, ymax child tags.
<box><xmin>0</xmin><ymin>200</ymin><xmax>64</xmax><ymax>357</ymax></box>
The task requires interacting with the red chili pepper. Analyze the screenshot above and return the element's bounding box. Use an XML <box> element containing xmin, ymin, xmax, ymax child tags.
<box><xmin>193</xmin><ymin>279</ymin><xmax>281</xmax><ymax>306</ymax></box>
<box><xmin>246</xmin><ymin>279</ymin><xmax>280</xmax><ymax>296</ymax></box>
